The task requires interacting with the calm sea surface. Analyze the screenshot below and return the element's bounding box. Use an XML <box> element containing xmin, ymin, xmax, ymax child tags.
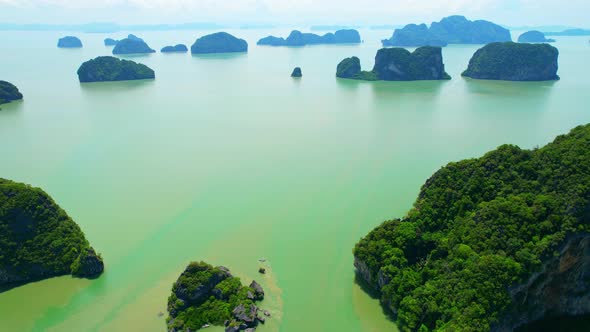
<box><xmin>0</xmin><ymin>28</ymin><xmax>589</xmax><ymax>331</ymax></box>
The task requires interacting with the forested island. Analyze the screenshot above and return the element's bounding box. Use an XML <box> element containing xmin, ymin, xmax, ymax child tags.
<box><xmin>354</xmin><ymin>124</ymin><xmax>590</xmax><ymax>331</ymax></box>
<box><xmin>0</xmin><ymin>81</ymin><xmax>23</xmax><ymax>105</ymax></box>
<box><xmin>291</xmin><ymin>67</ymin><xmax>302</xmax><ymax>77</ymax></box>
<box><xmin>104</xmin><ymin>38</ymin><xmax>119</xmax><ymax>46</ymax></box>
<box><xmin>382</xmin><ymin>15</ymin><xmax>511</xmax><ymax>47</ymax></box>
<box><xmin>518</xmin><ymin>31</ymin><xmax>555</xmax><ymax>43</ymax></box>
<box><xmin>257</xmin><ymin>29</ymin><xmax>361</xmax><ymax>46</ymax></box>
<box><xmin>112</xmin><ymin>37</ymin><xmax>155</xmax><ymax>55</ymax></box>
<box><xmin>337</xmin><ymin>47</ymin><xmax>450</xmax><ymax>81</ymax></box>
<box><xmin>191</xmin><ymin>32</ymin><xmax>248</xmax><ymax>54</ymax></box>
<box><xmin>462</xmin><ymin>42</ymin><xmax>559</xmax><ymax>81</ymax></box>
<box><xmin>77</xmin><ymin>56</ymin><xmax>155</xmax><ymax>83</ymax></box>
<box><xmin>57</xmin><ymin>36</ymin><xmax>82</xmax><ymax>48</ymax></box>
<box><xmin>161</xmin><ymin>44</ymin><xmax>188</xmax><ymax>53</ymax></box>
<box><xmin>0</xmin><ymin>178</ymin><xmax>104</xmax><ymax>288</ymax></box>
<box><xmin>167</xmin><ymin>261</ymin><xmax>268</xmax><ymax>332</ymax></box>
<box><xmin>104</xmin><ymin>34</ymin><xmax>144</xmax><ymax>47</ymax></box>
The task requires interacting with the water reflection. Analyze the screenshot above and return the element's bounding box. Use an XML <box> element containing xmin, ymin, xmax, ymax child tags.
<box><xmin>114</xmin><ymin>53</ymin><xmax>155</xmax><ymax>60</ymax></box>
<box><xmin>79</xmin><ymin>79</ymin><xmax>155</xmax><ymax>95</ymax></box>
<box><xmin>370</xmin><ymin>79</ymin><xmax>448</xmax><ymax>97</ymax></box>
<box><xmin>191</xmin><ymin>52</ymin><xmax>247</xmax><ymax>60</ymax></box>
<box><xmin>353</xmin><ymin>274</ymin><xmax>396</xmax><ymax>324</ymax></box>
<box><xmin>335</xmin><ymin>77</ymin><xmax>363</xmax><ymax>91</ymax></box>
<box><xmin>463</xmin><ymin>77</ymin><xmax>557</xmax><ymax>96</ymax></box>
<box><xmin>0</xmin><ymin>99</ymin><xmax>24</xmax><ymax>113</ymax></box>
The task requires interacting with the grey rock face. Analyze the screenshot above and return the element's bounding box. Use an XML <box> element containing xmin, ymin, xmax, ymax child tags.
<box><xmin>492</xmin><ymin>233</ymin><xmax>590</xmax><ymax>331</ymax></box>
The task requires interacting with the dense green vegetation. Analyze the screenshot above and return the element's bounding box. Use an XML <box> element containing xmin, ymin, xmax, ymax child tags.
<box><xmin>191</xmin><ymin>32</ymin><xmax>248</xmax><ymax>54</ymax></box>
<box><xmin>462</xmin><ymin>42</ymin><xmax>559</xmax><ymax>81</ymax></box>
<box><xmin>0</xmin><ymin>178</ymin><xmax>103</xmax><ymax>287</ymax></box>
<box><xmin>167</xmin><ymin>261</ymin><xmax>265</xmax><ymax>331</ymax></box>
<box><xmin>337</xmin><ymin>47</ymin><xmax>450</xmax><ymax>81</ymax></box>
<box><xmin>77</xmin><ymin>56</ymin><xmax>155</xmax><ymax>83</ymax></box>
<box><xmin>0</xmin><ymin>80</ymin><xmax>23</xmax><ymax>105</ymax></box>
<box><xmin>336</xmin><ymin>56</ymin><xmax>361</xmax><ymax>79</ymax></box>
<box><xmin>112</xmin><ymin>38</ymin><xmax>155</xmax><ymax>55</ymax></box>
<box><xmin>373</xmin><ymin>47</ymin><xmax>451</xmax><ymax>81</ymax></box>
<box><xmin>354</xmin><ymin>124</ymin><xmax>590</xmax><ymax>331</ymax></box>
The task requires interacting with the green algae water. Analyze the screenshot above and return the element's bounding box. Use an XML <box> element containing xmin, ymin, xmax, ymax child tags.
<box><xmin>0</xmin><ymin>29</ymin><xmax>589</xmax><ymax>332</ymax></box>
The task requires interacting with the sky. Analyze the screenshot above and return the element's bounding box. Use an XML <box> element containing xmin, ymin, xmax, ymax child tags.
<box><xmin>0</xmin><ymin>0</ymin><xmax>588</xmax><ymax>27</ymax></box>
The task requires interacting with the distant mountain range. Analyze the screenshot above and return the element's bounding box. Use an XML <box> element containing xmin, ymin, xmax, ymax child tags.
<box><xmin>0</xmin><ymin>22</ymin><xmax>223</xmax><ymax>32</ymax></box>
<box><xmin>1</xmin><ymin>21</ymin><xmax>588</xmax><ymax>35</ymax></box>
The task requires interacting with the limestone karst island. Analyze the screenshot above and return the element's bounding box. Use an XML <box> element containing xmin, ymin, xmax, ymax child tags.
<box><xmin>1</xmin><ymin>2</ymin><xmax>590</xmax><ymax>332</ymax></box>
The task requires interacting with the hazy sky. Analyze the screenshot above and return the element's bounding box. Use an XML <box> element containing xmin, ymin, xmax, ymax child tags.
<box><xmin>0</xmin><ymin>0</ymin><xmax>588</xmax><ymax>27</ymax></box>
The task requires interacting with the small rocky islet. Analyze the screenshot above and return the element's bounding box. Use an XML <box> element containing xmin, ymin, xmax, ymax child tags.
<box><xmin>57</xmin><ymin>36</ymin><xmax>83</xmax><ymax>48</ymax></box>
<box><xmin>161</xmin><ymin>44</ymin><xmax>188</xmax><ymax>53</ymax></box>
<box><xmin>104</xmin><ymin>38</ymin><xmax>119</xmax><ymax>46</ymax></box>
<box><xmin>337</xmin><ymin>46</ymin><xmax>451</xmax><ymax>81</ymax></box>
<box><xmin>291</xmin><ymin>67</ymin><xmax>302</xmax><ymax>78</ymax></box>
<box><xmin>167</xmin><ymin>261</ymin><xmax>268</xmax><ymax>332</ymax></box>
<box><xmin>0</xmin><ymin>178</ymin><xmax>104</xmax><ymax>288</ymax></box>
<box><xmin>0</xmin><ymin>80</ymin><xmax>23</xmax><ymax>105</ymax></box>
<box><xmin>191</xmin><ymin>32</ymin><xmax>248</xmax><ymax>54</ymax></box>
<box><xmin>77</xmin><ymin>56</ymin><xmax>155</xmax><ymax>83</ymax></box>
<box><xmin>462</xmin><ymin>42</ymin><xmax>560</xmax><ymax>81</ymax></box>
<box><xmin>258</xmin><ymin>29</ymin><xmax>361</xmax><ymax>46</ymax></box>
<box><xmin>518</xmin><ymin>30</ymin><xmax>556</xmax><ymax>43</ymax></box>
<box><xmin>382</xmin><ymin>15</ymin><xmax>511</xmax><ymax>47</ymax></box>
<box><xmin>112</xmin><ymin>37</ymin><xmax>155</xmax><ymax>55</ymax></box>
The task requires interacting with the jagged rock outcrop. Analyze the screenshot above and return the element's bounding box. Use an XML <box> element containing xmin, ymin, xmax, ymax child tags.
<box><xmin>249</xmin><ymin>281</ymin><xmax>264</xmax><ymax>301</ymax></box>
<box><xmin>337</xmin><ymin>47</ymin><xmax>450</xmax><ymax>81</ymax></box>
<box><xmin>518</xmin><ymin>31</ymin><xmax>555</xmax><ymax>43</ymax></box>
<box><xmin>291</xmin><ymin>67</ymin><xmax>302</xmax><ymax>77</ymax></box>
<box><xmin>167</xmin><ymin>262</ymin><xmax>267</xmax><ymax>332</ymax></box>
<box><xmin>112</xmin><ymin>38</ymin><xmax>155</xmax><ymax>55</ymax></box>
<box><xmin>462</xmin><ymin>42</ymin><xmax>559</xmax><ymax>81</ymax></box>
<box><xmin>336</xmin><ymin>57</ymin><xmax>362</xmax><ymax>79</ymax></box>
<box><xmin>492</xmin><ymin>233</ymin><xmax>590</xmax><ymax>331</ymax></box>
<box><xmin>70</xmin><ymin>247</ymin><xmax>104</xmax><ymax>278</ymax></box>
<box><xmin>191</xmin><ymin>32</ymin><xmax>248</xmax><ymax>54</ymax></box>
<box><xmin>161</xmin><ymin>44</ymin><xmax>188</xmax><ymax>53</ymax></box>
<box><xmin>57</xmin><ymin>36</ymin><xmax>83</xmax><ymax>48</ymax></box>
<box><xmin>0</xmin><ymin>178</ymin><xmax>104</xmax><ymax>287</ymax></box>
<box><xmin>382</xmin><ymin>15</ymin><xmax>511</xmax><ymax>47</ymax></box>
<box><xmin>373</xmin><ymin>47</ymin><xmax>451</xmax><ymax>81</ymax></box>
<box><xmin>77</xmin><ymin>56</ymin><xmax>155</xmax><ymax>83</ymax></box>
<box><xmin>0</xmin><ymin>80</ymin><xmax>23</xmax><ymax>105</ymax></box>
<box><xmin>258</xmin><ymin>29</ymin><xmax>361</xmax><ymax>46</ymax></box>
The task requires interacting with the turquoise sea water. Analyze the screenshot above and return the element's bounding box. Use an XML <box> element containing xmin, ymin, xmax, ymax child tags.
<box><xmin>0</xmin><ymin>29</ymin><xmax>589</xmax><ymax>331</ymax></box>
